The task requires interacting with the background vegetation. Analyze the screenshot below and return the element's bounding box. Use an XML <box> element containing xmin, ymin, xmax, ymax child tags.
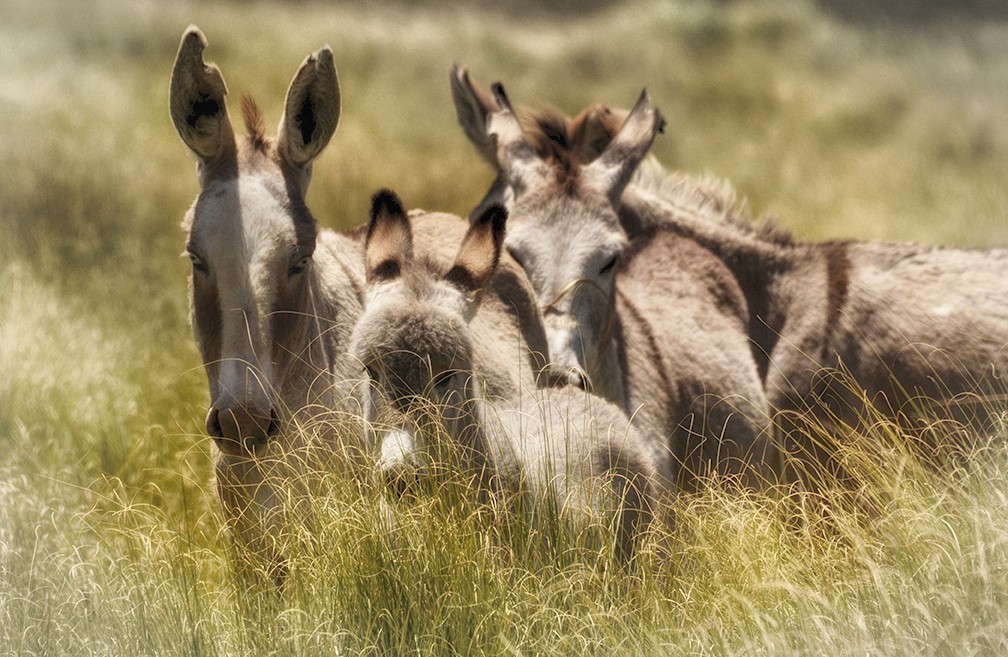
<box><xmin>1</xmin><ymin>0</ymin><xmax>1007</xmax><ymax>654</ymax></box>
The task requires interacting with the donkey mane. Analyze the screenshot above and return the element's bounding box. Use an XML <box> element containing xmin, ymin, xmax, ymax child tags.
<box><xmin>522</xmin><ymin>107</ymin><xmax>582</xmax><ymax>192</ymax></box>
<box><xmin>240</xmin><ymin>95</ymin><xmax>271</xmax><ymax>153</ymax></box>
<box><xmin>521</xmin><ymin>106</ymin><xmax>791</xmax><ymax>244</ymax></box>
<box><xmin>632</xmin><ymin>158</ymin><xmax>792</xmax><ymax>245</ymax></box>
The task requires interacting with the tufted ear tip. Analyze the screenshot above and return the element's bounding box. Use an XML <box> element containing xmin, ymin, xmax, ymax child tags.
<box><xmin>630</xmin><ymin>88</ymin><xmax>651</xmax><ymax>116</ymax></box>
<box><xmin>365</xmin><ymin>188</ymin><xmax>413</xmax><ymax>283</ymax></box>
<box><xmin>369</xmin><ymin>189</ymin><xmax>407</xmax><ymax>223</ymax></box>
<box><xmin>490</xmin><ymin>82</ymin><xmax>514</xmax><ymax>113</ymax></box>
<box><xmin>474</xmin><ymin>203</ymin><xmax>508</xmax><ymax>237</ymax></box>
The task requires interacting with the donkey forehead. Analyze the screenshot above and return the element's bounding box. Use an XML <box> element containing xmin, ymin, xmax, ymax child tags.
<box><xmin>188</xmin><ymin>172</ymin><xmax>307</xmax><ymax>257</ymax></box>
<box><xmin>513</xmin><ymin>182</ymin><xmax>619</xmax><ymax>224</ymax></box>
<box><xmin>354</xmin><ymin>304</ymin><xmax>473</xmax><ymax>389</ymax></box>
<box><xmin>506</xmin><ymin>211</ymin><xmax>626</xmax><ymax>268</ymax></box>
<box><xmin>365</xmin><ymin>274</ymin><xmax>469</xmax><ymax>320</ymax></box>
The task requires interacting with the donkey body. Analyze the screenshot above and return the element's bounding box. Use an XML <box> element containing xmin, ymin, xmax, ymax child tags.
<box><xmin>627</xmin><ymin>180</ymin><xmax>1008</xmax><ymax>433</ymax></box>
<box><xmin>350</xmin><ymin>192</ymin><xmax>664</xmax><ymax>561</ymax></box>
<box><xmin>451</xmin><ymin>69</ymin><xmax>775</xmax><ymax>488</ymax></box>
<box><xmin>170</xmin><ymin>29</ymin><xmax>547</xmax><ymax>572</ymax></box>
<box><xmin>462</xmin><ymin>75</ymin><xmax>1008</xmax><ymax>474</ymax></box>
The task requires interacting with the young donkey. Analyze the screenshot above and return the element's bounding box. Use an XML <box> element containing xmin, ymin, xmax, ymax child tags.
<box><xmin>451</xmin><ymin>68</ymin><xmax>776</xmax><ymax>489</ymax></box>
<box><xmin>170</xmin><ymin>28</ymin><xmax>548</xmax><ymax>574</ymax></box>
<box><xmin>349</xmin><ymin>191</ymin><xmax>665</xmax><ymax>561</ymax></box>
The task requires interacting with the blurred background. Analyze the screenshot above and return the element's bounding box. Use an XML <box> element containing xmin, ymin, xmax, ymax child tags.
<box><xmin>1</xmin><ymin>0</ymin><xmax>1007</xmax><ymax>650</ymax></box>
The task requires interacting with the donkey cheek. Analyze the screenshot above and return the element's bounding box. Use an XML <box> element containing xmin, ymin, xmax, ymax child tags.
<box><xmin>191</xmin><ymin>281</ymin><xmax>223</xmax><ymax>390</ymax></box>
<box><xmin>269</xmin><ymin>297</ymin><xmax>307</xmax><ymax>391</ymax></box>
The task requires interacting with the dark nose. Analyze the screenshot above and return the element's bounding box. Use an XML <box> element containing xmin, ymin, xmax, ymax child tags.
<box><xmin>543</xmin><ymin>363</ymin><xmax>591</xmax><ymax>391</ymax></box>
<box><xmin>569</xmin><ymin>367</ymin><xmax>590</xmax><ymax>391</ymax></box>
<box><xmin>206</xmin><ymin>404</ymin><xmax>279</xmax><ymax>455</ymax></box>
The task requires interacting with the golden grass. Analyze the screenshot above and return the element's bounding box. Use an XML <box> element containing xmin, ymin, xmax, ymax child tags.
<box><xmin>2</xmin><ymin>0</ymin><xmax>1008</xmax><ymax>654</ymax></box>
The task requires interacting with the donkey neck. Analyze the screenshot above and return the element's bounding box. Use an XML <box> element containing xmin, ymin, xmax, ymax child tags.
<box><xmin>279</xmin><ymin>228</ymin><xmax>367</xmax><ymax>417</ymax></box>
<box><xmin>587</xmin><ymin>328</ymin><xmax>628</xmax><ymax>409</ymax></box>
<box><xmin>618</xmin><ymin>184</ymin><xmax>795</xmax><ymax>382</ymax></box>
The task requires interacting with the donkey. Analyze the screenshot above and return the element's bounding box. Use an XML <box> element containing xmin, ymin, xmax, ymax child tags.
<box><xmin>454</xmin><ymin>68</ymin><xmax>1008</xmax><ymax>482</ymax></box>
<box><xmin>349</xmin><ymin>190</ymin><xmax>666</xmax><ymax>561</ymax></box>
<box><xmin>451</xmin><ymin>68</ymin><xmax>776</xmax><ymax>489</ymax></box>
<box><xmin>170</xmin><ymin>28</ymin><xmax>549</xmax><ymax>574</ymax></box>
<box><xmin>621</xmin><ymin>158</ymin><xmax>1008</xmax><ymax>477</ymax></box>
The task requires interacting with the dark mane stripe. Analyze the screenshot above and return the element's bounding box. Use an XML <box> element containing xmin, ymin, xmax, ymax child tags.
<box><xmin>522</xmin><ymin>107</ymin><xmax>581</xmax><ymax>187</ymax></box>
<box><xmin>240</xmin><ymin>94</ymin><xmax>270</xmax><ymax>152</ymax></box>
<box><xmin>822</xmin><ymin>241</ymin><xmax>851</xmax><ymax>358</ymax></box>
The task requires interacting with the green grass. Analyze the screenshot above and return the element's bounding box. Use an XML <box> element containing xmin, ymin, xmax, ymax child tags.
<box><xmin>2</xmin><ymin>0</ymin><xmax>1008</xmax><ymax>654</ymax></box>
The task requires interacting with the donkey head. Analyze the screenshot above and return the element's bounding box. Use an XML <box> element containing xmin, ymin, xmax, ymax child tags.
<box><xmin>349</xmin><ymin>191</ymin><xmax>506</xmax><ymax>483</ymax></box>
<box><xmin>451</xmin><ymin>68</ymin><xmax>664</xmax><ymax>399</ymax></box>
<box><xmin>170</xmin><ymin>26</ymin><xmax>341</xmax><ymax>456</ymax></box>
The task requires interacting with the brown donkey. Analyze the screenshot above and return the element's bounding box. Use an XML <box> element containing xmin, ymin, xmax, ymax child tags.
<box><xmin>349</xmin><ymin>191</ymin><xmax>666</xmax><ymax>562</ymax></box>
<box><xmin>170</xmin><ymin>28</ymin><xmax>548</xmax><ymax>576</ymax></box>
<box><xmin>451</xmin><ymin>68</ymin><xmax>777</xmax><ymax>490</ymax></box>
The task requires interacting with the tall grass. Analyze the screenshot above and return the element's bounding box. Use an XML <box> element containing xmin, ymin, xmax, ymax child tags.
<box><xmin>2</xmin><ymin>0</ymin><xmax>1008</xmax><ymax>654</ymax></box>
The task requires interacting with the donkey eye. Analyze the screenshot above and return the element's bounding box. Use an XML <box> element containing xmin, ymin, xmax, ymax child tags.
<box><xmin>431</xmin><ymin>371</ymin><xmax>457</xmax><ymax>397</ymax></box>
<box><xmin>599</xmin><ymin>255</ymin><xmax>618</xmax><ymax>275</ymax></box>
<box><xmin>289</xmin><ymin>256</ymin><xmax>311</xmax><ymax>276</ymax></box>
<box><xmin>187</xmin><ymin>251</ymin><xmax>209</xmax><ymax>275</ymax></box>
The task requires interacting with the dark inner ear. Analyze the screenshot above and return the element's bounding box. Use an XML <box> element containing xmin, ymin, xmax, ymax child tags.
<box><xmin>365</xmin><ymin>189</ymin><xmax>412</xmax><ymax>283</ymax></box>
<box><xmin>296</xmin><ymin>96</ymin><xmax>317</xmax><ymax>146</ymax></box>
<box><xmin>444</xmin><ymin>264</ymin><xmax>478</xmax><ymax>291</ymax></box>
<box><xmin>187</xmin><ymin>94</ymin><xmax>221</xmax><ymax>128</ymax></box>
<box><xmin>371</xmin><ymin>259</ymin><xmax>401</xmax><ymax>281</ymax></box>
<box><xmin>446</xmin><ymin>203</ymin><xmax>507</xmax><ymax>294</ymax></box>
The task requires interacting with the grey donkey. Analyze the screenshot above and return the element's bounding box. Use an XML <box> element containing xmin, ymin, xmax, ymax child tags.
<box><xmin>349</xmin><ymin>191</ymin><xmax>669</xmax><ymax>562</ymax></box>
<box><xmin>451</xmin><ymin>67</ymin><xmax>777</xmax><ymax>491</ymax></box>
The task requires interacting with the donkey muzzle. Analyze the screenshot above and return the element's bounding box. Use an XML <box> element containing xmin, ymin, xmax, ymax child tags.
<box><xmin>206</xmin><ymin>405</ymin><xmax>279</xmax><ymax>455</ymax></box>
<box><xmin>543</xmin><ymin>362</ymin><xmax>592</xmax><ymax>391</ymax></box>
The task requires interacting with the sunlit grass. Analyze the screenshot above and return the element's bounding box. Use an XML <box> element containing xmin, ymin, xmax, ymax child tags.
<box><xmin>2</xmin><ymin>0</ymin><xmax>1008</xmax><ymax>653</ymax></box>
<box><xmin>2</xmin><ymin>416</ymin><xmax>1006</xmax><ymax>655</ymax></box>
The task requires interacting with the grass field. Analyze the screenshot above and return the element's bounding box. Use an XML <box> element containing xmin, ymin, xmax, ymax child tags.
<box><xmin>2</xmin><ymin>0</ymin><xmax>1008</xmax><ymax>654</ymax></box>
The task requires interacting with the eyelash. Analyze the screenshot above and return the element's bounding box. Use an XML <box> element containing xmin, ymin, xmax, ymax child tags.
<box><xmin>187</xmin><ymin>252</ymin><xmax>208</xmax><ymax>275</ymax></box>
<box><xmin>290</xmin><ymin>256</ymin><xmax>311</xmax><ymax>276</ymax></box>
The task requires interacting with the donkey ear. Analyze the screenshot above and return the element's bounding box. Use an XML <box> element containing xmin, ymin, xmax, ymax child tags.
<box><xmin>450</xmin><ymin>64</ymin><xmax>501</xmax><ymax>166</ymax></box>
<box><xmin>466</xmin><ymin>174</ymin><xmax>514</xmax><ymax>224</ymax></box>
<box><xmin>583</xmin><ymin>90</ymin><xmax>665</xmax><ymax>206</ymax></box>
<box><xmin>277</xmin><ymin>46</ymin><xmax>341</xmax><ymax>173</ymax></box>
<box><xmin>485</xmin><ymin>82</ymin><xmax>547</xmax><ymax>202</ymax></box>
<box><xmin>169</xmin><ymin>26</ymin><xmax>236</xmax><ymax>179</ymax></box>
<box><xmin>366</xmin><ymin>189</ymin><xmax>413</xmax><ymax>282</ymax></box>
<box><xmin>445</xmin><ymin>204</ymin><xmax>507</xmax><ymax>304</ymax></box>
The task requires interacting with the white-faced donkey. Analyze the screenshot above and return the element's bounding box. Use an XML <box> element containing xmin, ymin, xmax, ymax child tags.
<box><xmin>349</xmin><ymin>191</ymin><xmax>669</xmax><ymax>563</ymax></box>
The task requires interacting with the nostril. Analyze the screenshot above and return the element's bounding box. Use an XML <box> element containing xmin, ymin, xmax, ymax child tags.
<box><xmin>572</xmin><ymin>369</ymin><xmax>591</xmax><ymax>391</ymax></box>
<box><xmin>266</xmin><ymin>409</ymin><xmax>280</xmax><ymax>438</ymax></box>
<box><xmin>205</xmin><ymin>407</ymin><xmax>224</xmax><ymax>439</ymax></box>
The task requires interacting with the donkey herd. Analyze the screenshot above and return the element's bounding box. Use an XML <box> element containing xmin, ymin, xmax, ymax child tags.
<box><xmin>170</xmin><ymin>27</ymin><xmax>1008</xmax><ymax>570</ymax></box>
